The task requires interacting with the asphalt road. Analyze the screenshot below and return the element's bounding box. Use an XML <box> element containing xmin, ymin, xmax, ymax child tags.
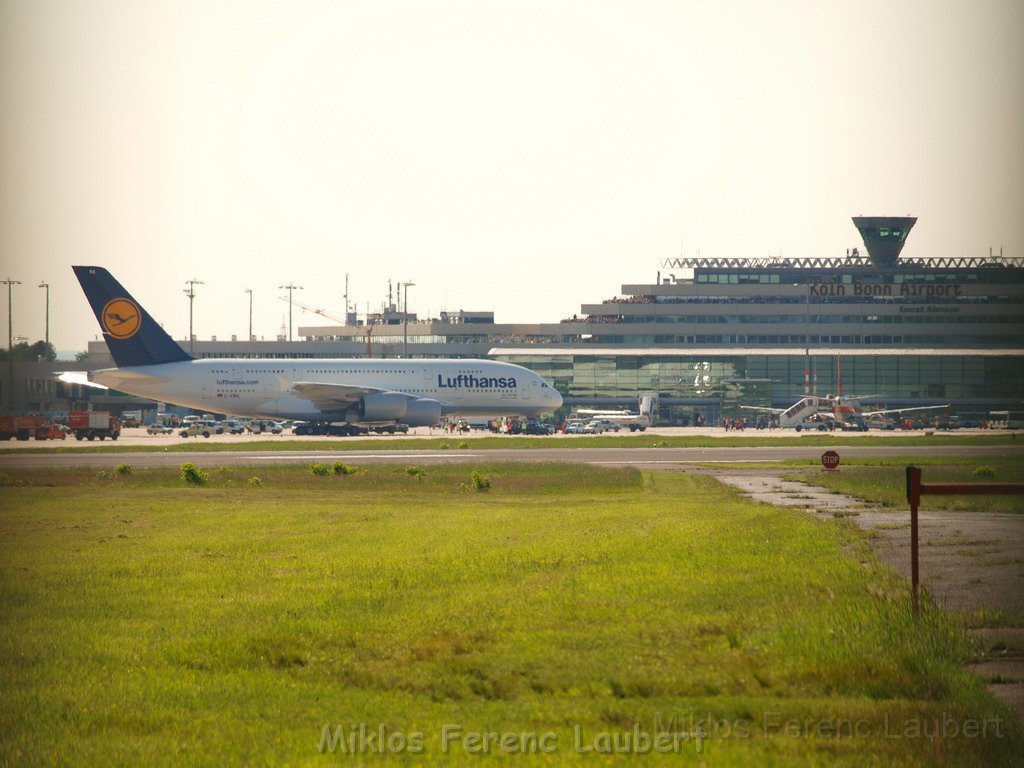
<box><xmin>1</xmin><ymin>444</ymin><xmax>1020</xmax><ymax>469</ymax></box>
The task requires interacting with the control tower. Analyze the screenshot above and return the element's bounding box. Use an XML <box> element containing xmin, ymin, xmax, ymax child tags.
<box><xmin>852</xmin><ymin>216</ymin><xmax>917</xmax><ymax>265</ymax></box>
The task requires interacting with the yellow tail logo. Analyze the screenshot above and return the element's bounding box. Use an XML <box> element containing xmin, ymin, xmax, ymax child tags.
<box><xmin>101</xmin><ymin>298</ymin><xmax>141</xmax><ymax>340</ymax></box>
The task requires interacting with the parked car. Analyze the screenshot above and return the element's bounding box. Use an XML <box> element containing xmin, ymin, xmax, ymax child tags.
<box><xmin>246</xmin><ymin>420</ymin><xmax>283</xmax><ymax>435</ymax></box>
<box><xmin>583</xmin><ymin>419</ymin><xmax>621</xmax><ymax>434</ymax></box>
<box><xmin>146</xmin><ymin>423</ymin><xmax>173</xmax><ymax>435</ymax></box>
<box><xmin>520</xmin><ymin>420</ymin><xmax>553</xmax><ymax>435</ymax></box>
<box><xmin>223</xmin><ymin>420</ymin><xmax>246</xmax><ymax>434</ymax></box>
<box><xmin>179</xmin><ymin>424</ymin><xmax>214</xmax><ymax>438</ymax></box>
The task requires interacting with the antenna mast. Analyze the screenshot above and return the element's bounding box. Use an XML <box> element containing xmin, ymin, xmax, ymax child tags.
<box><xmin>343</xmin><ymin>273</ymin><xmax>350</xmax><ymax>324</ymax></box>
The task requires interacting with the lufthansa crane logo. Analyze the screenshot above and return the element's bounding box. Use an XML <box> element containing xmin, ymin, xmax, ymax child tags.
<box><xmin>101</xmin><ymin>298</ymin><xmax>141</xmax><ymax>340</ymax></box>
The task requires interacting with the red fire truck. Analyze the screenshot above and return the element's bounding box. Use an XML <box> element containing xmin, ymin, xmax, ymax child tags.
<box><xmin>68</xmin><ymin>411</ymin><xmax>121</xmax><ymax>441</ymax></box>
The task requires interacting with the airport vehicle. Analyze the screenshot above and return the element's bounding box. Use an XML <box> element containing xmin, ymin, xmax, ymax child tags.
<box><xmin>574</xmin><ymin>393</ymin><xmax>658</xmax><ymax>432</ymax></box>
<box><xmin>864</xmin><ymin>414</ymin><xmax>897</xmax><ymax>430</ymax></box>
<box><xmin>68</xmin><ymin>410</ymin><xmax>121</xmax><ymax>441</ymax></box>
<box><xmin>0</xmin><ymin>415</ymin><xmax>66</xmax><ymax>441</ymax></box>
<box><xmin>146</xmin><ymin>423</ymin><xmax>174</xmax><ymax>435</ymax></box>
<box><xmin>36</xmin><ymin>424</ymin><xmax>68</xmax><ymax>440</ymax></box>
<box><xmin>179</xmin><ymin>424</ymin><xmax>214</xmax><ymax>438</ymax></box>
<box><xmin>0</xmin><ymin>415</ymin><xmax>42</xmax><ymax>441</ymax></box>
<box><xmin>223</xmin><ymin>419</ymin><xmax>247</xmax><ymax>434</ymax></box>
<box><xmin>68</xmin><ymin>267</ymin><xmax>562</xmax><ymax>434</ymax></box>
<box><xmin>957</xmin><ymin>412</ymin><xmax>985</xmax><ymax>429</ymax></box>
<box><xmin>246</xmin><ymin>420</ymin><xmax>284</xmax><ymax>435</ymax></box>
<box><xmin>582</xmin><ymin>419</ymin><xmax>621</xmax><ymax>434</ymax></box>
<box><xmin>520</xmin><ymin>419</ymin><xmax>553</xmax><ymax>435</ymax></box>
<box><xmin>987</xmin><ymin>410</ymin><xmax>1024</xmax><ymax>429</ymax></box>
<box><xmin>367</xmin><ymin>423</ymin><xmax>409</xmax><ymax>435</ymax></box>
<box><xmin>120</xmin><ymin>410</ymin><xmax>143</xmax><ymax>428</ymax></box>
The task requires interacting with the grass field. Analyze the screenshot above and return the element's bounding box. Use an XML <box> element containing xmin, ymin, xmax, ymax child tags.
<box><xmin>1</xmin><ymin>464</ymin><xmax>1021</xmax><ymax>766</ymax></box>
<box><xmin>3</xmin><ymin>431</ymin><xmax>1021</xmax><ymax>454</ymax></box>
<box><xmin>784</xmin><ymin>463</ymin><xmax>1024</xmax><ymax>515</ymax></box>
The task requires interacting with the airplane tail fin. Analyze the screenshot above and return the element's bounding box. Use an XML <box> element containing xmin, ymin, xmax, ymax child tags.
<box><xmin>73</xmin><ymin>266</ymin><xmax>193</xmax><ymax>368</ymax></box>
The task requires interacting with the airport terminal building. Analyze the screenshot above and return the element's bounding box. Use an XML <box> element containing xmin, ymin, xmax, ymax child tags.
<box><xmin>40</xmin><ymin>217</ymin><xmax>1024</xmax><ymax>423</ymax></box>
<box><xmin>295</xmin><ymin>217</ymin><xmax>1023</xmax><ymax>422</ymax></box>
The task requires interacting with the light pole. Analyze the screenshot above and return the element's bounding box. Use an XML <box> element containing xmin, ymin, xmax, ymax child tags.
<box><xmin>279</xmin><ymin>284</ymin><xmax>303</xmax><ymax>342</ymax></box>
<box><xmin>244</xmin><ymin>289</ymin><xmax>253</xmax><ymax>340</ymax></box>
<box><xmin>2</xmin><ymin>279</ymin><xmax>21</xmax><ymax>413</ymax></box>
<box><xmin>184</xmin><ymin>279</ymin><xmax>204</xmax><ymax>354</ymax></box>
<box><xmin>793</xmin><ymin>281</ymin><xmax>812</xmax><ymax>397</ymax></box>
<box><xmin>803</xmin><ymin>281</ymin><xmax>812</xmax><ymax>397</ymax></box>
<box><xmin>401</xmin><ymin>281</ymin><xmax>415</xmax><ymax>358</ymax></box>
<box><xmin>38</xmin><ymin>282</ymin><xmax>49</xmax><ymax>355</ymax></box>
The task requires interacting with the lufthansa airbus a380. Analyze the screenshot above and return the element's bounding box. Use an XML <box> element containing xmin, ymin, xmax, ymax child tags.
<box><xmin>71</xmin><ymin>267</ymin><xmax>562</xmax><ymax>433</ymax></box>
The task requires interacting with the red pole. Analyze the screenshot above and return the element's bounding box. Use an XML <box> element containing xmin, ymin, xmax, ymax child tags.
<box><xmin>904</xmin><ymin>468</ymin><xmax>1024</xmax><ymax>618</ymax></box>
<box><xmin>906</xmin><ymin>466</ymin><xmax>922</xmax><ymax>616</ymax></box>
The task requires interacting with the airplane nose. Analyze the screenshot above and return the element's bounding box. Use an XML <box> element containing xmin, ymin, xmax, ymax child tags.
<box><xmin>548</xmin><ymin>387</ymin><xmax>563</xmax><ymax>408</ymax></box>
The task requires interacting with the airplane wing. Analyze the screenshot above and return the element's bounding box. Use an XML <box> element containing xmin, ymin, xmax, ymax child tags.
<box><xmin>862</xmin><ymin>404</ymin><xmax>951</xmax><ymax>418</ymax></box>
<box><xmin>290</xmin><ymin>381</ymin><xmax>388</xmax><ymax>412</ymax></box>
<box><xmin>739</xmin><ymin>405</ymin><xmax>785</xmax><ymax>414</ymax></box>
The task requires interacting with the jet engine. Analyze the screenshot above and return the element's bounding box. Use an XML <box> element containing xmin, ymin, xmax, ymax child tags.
<box><xmin>357</xmin><ymin>392</ymin><xmax>408</xmax><ymax>421</ymax></box>
<box><xmin>402</xmin><ymin>398</ymin><xmax>442</xmax><ymax>427</ymax></box>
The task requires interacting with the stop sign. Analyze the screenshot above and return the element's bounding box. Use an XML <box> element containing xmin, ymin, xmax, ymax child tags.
<box><xmin>821</xmin><ymin>450</ymin><xmax>841</xmax><ymax>470</ymax></box>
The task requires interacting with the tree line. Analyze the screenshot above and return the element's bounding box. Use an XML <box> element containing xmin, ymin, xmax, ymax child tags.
<box><xmin>0</xmin><ymin>340</ymin><xmax>58</xmax><ymax>362</ymax></box>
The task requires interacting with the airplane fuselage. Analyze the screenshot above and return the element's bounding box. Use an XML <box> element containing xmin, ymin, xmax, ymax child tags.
<box><xmin>92</xmin><ymin>357</ymin><xmax>561</xmax><ymax>421</ymax></box>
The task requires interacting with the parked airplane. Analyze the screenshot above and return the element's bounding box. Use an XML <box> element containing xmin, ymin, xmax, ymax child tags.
<box><xmin>741</xmin><ymin>390</ymin><xmax>950</xmax><ymax>431</ymax></box>
<box><xmin>740</xmin><ymin>356</ymin><xmax>948</xmax><ymax>431</ymax></box>
<box><xmin>70</xmin><ymin>267</ymin><xmax>562</xmax><ymax>433</ymax></box>
<box><xmin>574</xmin><ymin>393</ymin><xmax>659</xmax><ymax>432</ymax></box>
<box><xmin>741</xmin><ymin>395</ymin><xmax>950</xmax><ymax>431</ymax></box>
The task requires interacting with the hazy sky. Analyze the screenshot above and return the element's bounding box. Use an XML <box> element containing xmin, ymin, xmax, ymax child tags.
<box><xmin>1</xmin><ymin>0</ymin><xmax>1021</xmax><ymax>353</ymax></box>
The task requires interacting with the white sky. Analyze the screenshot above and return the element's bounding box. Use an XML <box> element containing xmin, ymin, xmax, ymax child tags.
<box><xmin>1</xmin><ymin>0</ymin><xmax>1022</xmax><ymax>353</ymax></box>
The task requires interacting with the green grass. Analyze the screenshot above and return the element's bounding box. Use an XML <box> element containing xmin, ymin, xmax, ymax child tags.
<box><xmin>784</xmin><ymin>464</ymin><xmax>1024</xmax><ymax>514</ymax></box>
<box><xmin>4</xmin><ymin>432</ymin><xmax>1022</xmax><ymax>454</ymax></box>
<box><xmin>1</xmin><ymin>465</ymin><xmax>1020</xmax><ymax>765</ymax></box>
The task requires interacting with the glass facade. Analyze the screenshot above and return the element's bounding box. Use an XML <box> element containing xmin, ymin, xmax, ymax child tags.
<box><xmin>497</xmin><ymin>352</ymin><xmax>1024</xmax><ymax>408</ymax></box>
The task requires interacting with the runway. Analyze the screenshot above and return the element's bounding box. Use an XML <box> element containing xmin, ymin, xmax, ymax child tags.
<box><xmin>1</xmin><ymin>443</ymin><xmax>1019</xmax><ymax>470</ymax></box>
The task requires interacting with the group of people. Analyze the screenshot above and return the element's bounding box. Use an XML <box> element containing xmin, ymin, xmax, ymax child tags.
<box><xmin>723</xmin><ymin>417</ymin><xmax>779</xmax><ymax>431</ymax></box>
<box><xmin>601</xmin><ymin>295</ymin><xmax>656</xmax><ymax>305</ymax></box>
<box><xmin>431</xmin><ymin>419</ymin><xmax>470</xmax><ymax>435</ymax></box>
